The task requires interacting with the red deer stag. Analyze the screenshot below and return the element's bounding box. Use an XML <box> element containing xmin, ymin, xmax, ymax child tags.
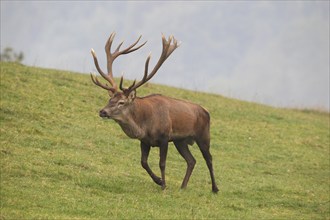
<box><xmin>90</xmin><ymin>32</ymin><xmax>219</xmax><ymax>193</ymax></box>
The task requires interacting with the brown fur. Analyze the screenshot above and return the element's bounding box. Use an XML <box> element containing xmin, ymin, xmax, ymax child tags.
<box><xmin>99</xmin><ymin>93</ymin><xmax>219</xmax><ymax>192</ymax></box>
<box><xmin>91</xmin><ymin>33</ymin><xmax>218</xmax><ymax>192</ymax></box>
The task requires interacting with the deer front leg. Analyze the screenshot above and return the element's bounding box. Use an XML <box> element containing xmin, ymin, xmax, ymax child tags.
<box><xmin>159</xmin><ymin>140</ymin><xmax>168</xmax><ymax>190</ymax></box>
<box><xmin>140</xmin><ymin>141</ymin><xmax>162</xmax><ymax>186</ymax></box>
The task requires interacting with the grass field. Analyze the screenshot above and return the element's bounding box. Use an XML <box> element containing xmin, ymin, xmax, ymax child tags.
<box><xmin>1</xmin><ymin>62</ymin><xmax>329</xmax><ymax>219</ymax></box>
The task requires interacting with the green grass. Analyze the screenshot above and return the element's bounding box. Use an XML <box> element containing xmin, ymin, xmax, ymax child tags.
<box><xmin>1</xmin><ymin>62</ymin><xmax>329</xmax><ymax>219</ymax></box>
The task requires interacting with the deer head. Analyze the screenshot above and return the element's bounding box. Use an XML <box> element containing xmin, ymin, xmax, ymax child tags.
<box><xmin>90</xmin><ymin>32</ymin><xmax>179</xmax><ymax>120</ymax></box>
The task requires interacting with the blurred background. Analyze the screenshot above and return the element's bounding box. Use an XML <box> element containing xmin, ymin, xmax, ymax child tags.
<box><xmin>1</xmin><ymin>1</ymin><xmax>329</xmax><ymax>110</ymax></box>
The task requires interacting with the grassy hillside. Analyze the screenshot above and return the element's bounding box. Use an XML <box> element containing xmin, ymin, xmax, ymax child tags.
<box><xmin>1</xmin><ymin>62</ymin><xmax>329</xmax><ymax>219</ymax></box>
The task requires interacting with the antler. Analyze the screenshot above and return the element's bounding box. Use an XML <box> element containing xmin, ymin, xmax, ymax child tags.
<box><xmin>121</xmin><ymin>34</ymin><xmax>180</xmax><ymax>93</ymax></box>
<box><xmin>90</xmin><ymin>32</ymin><xmax>147</xmax><ymax>94</ymax></box>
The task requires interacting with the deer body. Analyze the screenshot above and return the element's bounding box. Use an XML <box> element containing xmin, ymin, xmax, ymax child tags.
<box><xmin>91</xmin><ymin>33</ymin><xmax>219</xmax><ymax>192</ymax></box>
<box><xmin>104</xmin><ymin>94</ymin><xmax>209</xmax><ymax>146</ymax></box>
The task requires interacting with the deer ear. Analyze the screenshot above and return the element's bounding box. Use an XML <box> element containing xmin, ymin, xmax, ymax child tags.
<box><xmin>127</xmin><ymin>90</ymin><xmax>136</xmax><ymax>102</ymax></box>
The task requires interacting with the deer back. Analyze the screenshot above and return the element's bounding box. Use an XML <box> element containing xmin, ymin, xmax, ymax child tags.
<box><xmin>124</xmin><ymin>94</ymin><xmax>210</xmax><ymax>146</ymax></box>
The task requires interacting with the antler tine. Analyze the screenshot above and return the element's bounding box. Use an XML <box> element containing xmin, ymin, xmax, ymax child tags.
<box><xmin>105</xmin><ymin>33</ymin><xmax>146</xmax><ymax>92</ymax></box>
<box><xmin>105</xmin><ymin>32</ymin><xmax>118</xmax><ymax>85</ymax></box>
<box><xmin>165</xmin><ymin>35</ymin><xmax>179</xmax><ymax>58</ymax></box>
<box><xmin>115</xmin><ymin>41</ymin><xmax>124</xmax><ymax>53</ymax></box>
<box><xmin>119</xmin><ymin>72</ymin><xmax>137</xmax><ymax>92</ymax></box>
<box><xmin>105</xmin><ymin>33</ymin><xmax>146</xmax><ymax>82</ymax></box>
<box><xmin>91</xmin><ymin>48</ymin><xmax>117</xmax><ymax>91</ymax></box>
<box><xmin>127</xmin><ymin>34</ymin><xmax>179</xmax><ymax>91</ymax></box>
<box><xmin>143</xmin><ymin>53</ymin><xmax>151</xmax><ymax>81</ymax></box>
<box><xmin>119</xmin><ymin>74</ymin><xmax>125</xmax><ymax>91</ymax></box>
<box><xmin>91</xmin><ymin>32</ymin><xmax>147</xmax><ymax>94</ymax></box>
<box><xmin>122</xmin><ymin>36</ymin><xmax>147</xmax><ymax>55</ymax></box>
<box><xmin>90</xmin><ymin>73</ymin><xmax>116</xmax><ymax>93</ymax></box>
<box><xmin>105</xmin><ymin>32</ymin><xmax>116</xmax><ymax>54</ymax></box>
<box><xmin>108</xmin><ymin>34</ymin><xmax>147</xmax><ymax>57</ymax></box>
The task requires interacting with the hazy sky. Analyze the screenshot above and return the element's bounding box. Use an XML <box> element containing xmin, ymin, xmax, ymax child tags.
<box><xmin>1</xmin><ymin>1</ymin><xmax>329</xmax><ymax>110</ymax></box>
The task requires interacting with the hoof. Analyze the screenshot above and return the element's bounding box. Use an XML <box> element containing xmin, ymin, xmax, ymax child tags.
<box><xmin>180</xmin><ymin>183</ymin><xmax>187</xmax><ymax>189</ymax></box>
<box><xmin>153</xmin><ymin>177</ymin><xmax>163</xmax><ymax>186</ymax></box>
<box><xmin>212</xmin><ymin>186</ymin><xmax>219</xmax><ymax>193</ymax></box>
<box><xmin>161</xmin><ymin>184</ymin><xmax>166</xmax><ymax>190</ymax></box>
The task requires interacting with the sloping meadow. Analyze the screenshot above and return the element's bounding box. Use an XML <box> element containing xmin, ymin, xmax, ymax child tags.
<box><xmin>1</xmin><ymin>62</ymin><xmax>329</xmax><ymax>219</ymax></box>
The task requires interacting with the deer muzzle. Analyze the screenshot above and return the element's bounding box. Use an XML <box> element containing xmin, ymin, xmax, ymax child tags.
<box><xmin>99</xmin><ymin>109</ymin><xmax>109</xmax><ymax>118</ymax></box>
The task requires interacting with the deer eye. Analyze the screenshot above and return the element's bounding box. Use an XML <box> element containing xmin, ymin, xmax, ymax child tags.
<box><xmin>118</xmin><ymin>100</ymin><xmax>125</xmax><ymax>106</ymax></box>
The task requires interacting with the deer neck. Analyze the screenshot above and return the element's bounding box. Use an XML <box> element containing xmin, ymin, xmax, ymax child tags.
<box><xmin>115</xmin><ymin>101</ymin><xmax>145</xmax><ymax>140</ymax></box>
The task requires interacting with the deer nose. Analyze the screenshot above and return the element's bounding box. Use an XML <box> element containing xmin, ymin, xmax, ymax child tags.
<box><xmin>99</xmin><ymin>109</ymin><xmax>107</xmax><ymax>118</ymax></box>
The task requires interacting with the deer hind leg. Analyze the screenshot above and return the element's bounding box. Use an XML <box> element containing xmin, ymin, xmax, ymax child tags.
<box><xmin>140</xmin><ymin>141</ymin><xmax>162</xmax><ymax>186</ymax></box>
<box><xmin>196</xmin><ymin>139</ymin><xmax>219</xmax><ymax>193</ymax></box>
<box><xmin>159</xmin><ymin>140</ymin><xmax>168</xmax><ymax>190</ymax></box>
<box><xmin>174</xmin><ymin>140</ymin><xmax>196</xmax><ymax>189</ymax></box>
